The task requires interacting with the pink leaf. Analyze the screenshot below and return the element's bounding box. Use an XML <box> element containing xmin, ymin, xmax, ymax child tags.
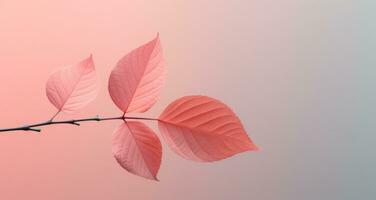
<box><xmin>46</xmin><ymin>55</ymin><xmax>98</xmax><ymax>114</ymax></box>
<box><xmin>108</xmin><ymin>34</ymin><xmax>164</xmax><ymax>113</ymax></box>
<box><xmin>112</xmin><ymin>121</ymin><xmax>162</xmax><ymax>181</ymax></box>
<box><xmin>158</xmin><ymin>95</ymin><xmax>258</xmax><ymax>162</ymax></box>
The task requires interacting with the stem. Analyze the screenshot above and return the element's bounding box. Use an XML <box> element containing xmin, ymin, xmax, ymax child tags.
<box><xmin>0</xmin><ymin>115</ymin><xmax>158</xmax><ymax>133</ymax></box>
<box><xmin>50</xmin><ymin>111</ymin><xmax>60</xmax><ymax>121</ymax></box>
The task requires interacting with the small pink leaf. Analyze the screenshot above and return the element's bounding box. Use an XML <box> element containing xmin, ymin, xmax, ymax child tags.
<box><xmin>112</xmin><ymin>121</ymin><xmax>162</xmax><ymax>181</ymax></box>
<box><xmin>108</xmin><ymin>34</ymin><xmax>164</xmax><ymax>113</ymax></box>
<box><xmin>158</xmin><ymin>95</ymin><xmax>258</xmax><ymax>162</ymax></box>
<box><xmin>46</xmin><ymin>55</ymin><xmax>98</xmax><ymax>114</ymax></box>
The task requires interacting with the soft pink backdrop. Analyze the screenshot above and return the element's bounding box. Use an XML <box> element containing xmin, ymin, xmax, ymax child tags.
<box><xmin>1</xmin><ymin>0</ymin><xmax>375</xmax><ymax>199</ymax></box>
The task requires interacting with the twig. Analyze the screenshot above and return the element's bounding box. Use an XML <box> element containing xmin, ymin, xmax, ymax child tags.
<box><xmin>0</xmin><ymin>115</ymin><xmax>157</xmax><ymax>133</ymax></box>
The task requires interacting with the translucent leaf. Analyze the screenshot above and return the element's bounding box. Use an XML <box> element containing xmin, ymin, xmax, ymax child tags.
<box><xmin>113</xmin><ymin>121</ymin><xmax>162</xmax><ymax>180</ymax></box>
<box><xmin>158</xmin><ymin>95</ymin><xmax>258</xmax><ymax>162</ymax></box>
<box><xmin>46</xmin><ymin>55</ymin><xmax>98</xmax><ymax>114</ymax></box>
<box><xmin>109</xmin><ymin>35</ymin><xmax>164</xmax><ymax>113</ymax></box>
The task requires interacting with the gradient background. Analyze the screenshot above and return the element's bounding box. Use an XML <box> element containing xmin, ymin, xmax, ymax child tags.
<box><xmin>0</xmin><ymin>0</ymin><xmax>375</xmax><ymax>199</ymax></box>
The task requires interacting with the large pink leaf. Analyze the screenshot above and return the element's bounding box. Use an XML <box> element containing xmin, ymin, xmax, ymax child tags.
<box><xmin>108</xmin><ymin>34</ymin><xmax>164</xmax><ymax>113</ymax></box>
<box><xmin>158</xmin><ymin>95</ymin><xmax>258</xmax><ymax>162</ymax></box>
<box><xmin>112</xmin><ymin>121</ymin><xmax>162</xmax><ymax>181</ymax></box>
<box><xmin>46</xmin><ymin>55</ymin><xmax>98</xmax><ymax>114</ymax></box>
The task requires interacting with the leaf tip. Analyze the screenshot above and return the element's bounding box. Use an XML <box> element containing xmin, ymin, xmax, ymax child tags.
<box><xmin>149</xmin><ymin>175</ymin><xmax>160</xmax><ymax>182</ymax></box>
<box><xmin>251</xmin><ymin>144</ymin><xmax>261</xmax><ymax>152</ymax></box>
<box><xmin>86</xmin><ymin>54</ymin><xmax>94</xmax><ymax>66</ymax></box>
<box><xmin>245</xmin><ymin>138</ymin><xmax>260</xmax><ymax>152</ymax></box>
<box><xmin>153</xmin><ymin>33</ymin><xmax>161</xmax><ymax>45</ymax></box>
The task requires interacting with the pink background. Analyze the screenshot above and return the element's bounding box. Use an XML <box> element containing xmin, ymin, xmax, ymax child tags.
<box><xmin>0</xmin><ymin>0</ymin><xmax>375</xmax><ymax>199</ymax></box>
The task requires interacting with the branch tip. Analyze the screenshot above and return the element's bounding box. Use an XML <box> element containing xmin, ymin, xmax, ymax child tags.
<box><xmin>69</xmin><ymin>121</ymin><xmax>80</xmax><ymax>126</ymax></box>
<box><xmin>28</xmin><ymin>128</ymin><xmax>41</xmax><ymax>132</ymax></box>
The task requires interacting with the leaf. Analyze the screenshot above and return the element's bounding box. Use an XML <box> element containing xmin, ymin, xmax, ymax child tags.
<box><xmin>112</xmin><ymin>121</ymin><xmax>162</xmax><ymax>181</ymax></box>
<box><xmin>108</xmin><ymin>34</ymin><xmax>164</xmax><ymax>113</ymax></box>
<box><xmin>158</xmin><ymin>95</ymin><xmax>258</xmax><ymax>162</ymax></box>
<box><xmin>46</xmin><ymin>55</ymin><xmax>98</xmax><ymax>114</ymax></box>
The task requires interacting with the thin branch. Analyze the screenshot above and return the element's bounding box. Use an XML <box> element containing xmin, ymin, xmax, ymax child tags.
<box><xmin>0</xmin><ymin>115</ymin><xmax>158</xmax><ymax>133</ymax></box>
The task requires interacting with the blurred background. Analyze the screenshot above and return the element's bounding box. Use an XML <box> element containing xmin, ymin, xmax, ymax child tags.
<box><xmin>0</xmin><ymin>0</ymin><xmax>375</xmax><ymax>199</ymax></box>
